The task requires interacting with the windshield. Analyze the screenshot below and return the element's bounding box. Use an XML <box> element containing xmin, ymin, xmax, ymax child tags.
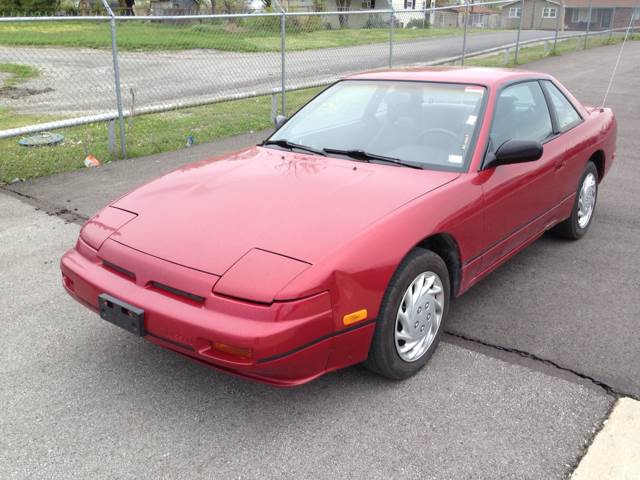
<box><xmin>268</xmin><ymin>80</ymin><xmax>486</xmax><ymax>171</ymax></box>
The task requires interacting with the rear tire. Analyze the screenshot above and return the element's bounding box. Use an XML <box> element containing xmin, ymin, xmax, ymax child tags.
<box><xmin>552</xmin><ymin>161</ymin><xmax>599</xmax><ymax>240</ymax></box>
<box><xmin>365</xmin><ymin>248</ymin><xmax>450</xmax><ymax>380</ymax></box>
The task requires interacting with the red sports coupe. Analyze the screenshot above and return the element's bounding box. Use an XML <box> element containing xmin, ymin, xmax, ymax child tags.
<box><xmin>61</xmin><ymin>67</ymin><xmax>616</xmax><ymax>386</ymax></box>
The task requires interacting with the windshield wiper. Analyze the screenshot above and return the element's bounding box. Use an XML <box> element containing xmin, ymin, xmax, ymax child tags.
<box><xmin>262</xmin><ymin>139</ymin><xmax>326</xmax><ymax>156</ymax></box>
<box><xmin>322</xmin><ymin>148</ymin><xmax>423</xmax><ymax>170</ymax></box>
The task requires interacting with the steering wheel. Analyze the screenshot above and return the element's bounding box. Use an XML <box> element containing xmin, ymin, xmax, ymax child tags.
<box><xmin>418</xmin><ymin>128</ymin><xmax>459</xmax><ymax>143</ymax></box>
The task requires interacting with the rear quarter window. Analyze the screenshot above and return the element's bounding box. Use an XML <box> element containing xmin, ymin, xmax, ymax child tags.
<box><xmin>541</xmin><ymin>80</ymin><xmax>583</xmax><ymax>132</ymax></box>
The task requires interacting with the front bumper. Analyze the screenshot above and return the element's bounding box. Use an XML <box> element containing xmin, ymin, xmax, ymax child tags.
<box><xmin>60</xmin><ymin>238</ymin><xmax>364</xmax><ymax>387</ymax></box>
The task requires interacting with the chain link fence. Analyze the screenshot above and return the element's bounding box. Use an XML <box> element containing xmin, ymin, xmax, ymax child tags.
<box><xmin>0</xmin><ymin>0</ymin><xmax>638</xmax><ymax>181</ymax></box>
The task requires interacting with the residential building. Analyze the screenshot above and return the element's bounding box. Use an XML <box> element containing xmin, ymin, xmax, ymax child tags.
<box><xmin>498</xmin><ymin>0</ymin><xmax>639</xmax><ymax>31</ymax></box>
<box><xmin>149</xmin><ymin>0</ymin><xmax>200</xmax><ymax>15</ymax></box>
<box><xmin>499</xmin><ymin>0</ymin><xmax>561</xmax><ymax>30</ymax></box>
<box><xmin>564</xmin><ymin>0</ymin><xmax>639</xmax><ymax>30</ymax></box>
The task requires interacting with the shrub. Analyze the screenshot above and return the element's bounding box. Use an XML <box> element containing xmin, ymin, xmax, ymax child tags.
<box><xmin>0</xmin><ymin>0</ymin><xmax>61</xmax><ymax>15</ymax></box>
<box><xmin>0</xmin><ymin>0</ymin><xmax>13</xmax><ymax>15</ymax></box>
<box><xmin>240</xmin><ymin>12</ymin><xmax>280</xmax><ymax>32</ymax></box>
<box><xmin>189</xmin><ymin>22</ymin><xmax>226</xmax><ymax>33</ymax></box>
<box><xmin>364</xmin><ymin>13</ymin><xmax>389</xmax><ymax>29</ymax></box>
<box><xmin>63</xmin><ymin>5</ymin><xmax>78</xmax><ymax>15</ymax></box>
<box><xmin>405</xmin><ymin>17</ymin><xmax>430</xmax><ymax>29</ymax></box>
<box><xmin>299</xmin><ymin>15</ymin><xmax>323</xmax><ymax>32</ymax></box>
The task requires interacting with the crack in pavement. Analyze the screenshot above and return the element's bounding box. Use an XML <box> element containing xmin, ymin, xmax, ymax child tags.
<box><xmin>445</xmin><ymin>330</ymin><xmax>639</xmax><ymax>401</ymax></box>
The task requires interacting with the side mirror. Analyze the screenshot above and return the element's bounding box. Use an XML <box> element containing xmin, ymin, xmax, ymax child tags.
<box><xmin>274</xmin><ymin>114</ymin><xmax>288</xmax><ymax>129</ymax></box>
<box><xmin>485</xmin><ymin>139</ymin><xmax>543</xmax><ymax>169</ymax></box>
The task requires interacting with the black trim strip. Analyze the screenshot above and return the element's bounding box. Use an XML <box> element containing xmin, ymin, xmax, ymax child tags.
<box><xmin>256</xmin><ymin>319</ymin><xmax>376</xmax><ymax>364</ymax></box>
<box><xmin>102</xmin><ymin>260</ymin><xmax>136</xmax><ymax>280</ymax></box>
<box><xmin>539</xmin><ymin>79</ymin><xmax>560</xmax><ymax>135</ymax></box>
<box><xmin>109</xmin><ymin>205</ymin><xmax>139</xmax><ymax>216</ymax></box>
<box><xmin>150</xmin><ymin>281</ymin><xmax>205</xmax><ymax>303</ymax></box>
<box><xmin>146</xmin><ymin>332</ymin><xmax>195</xmax><ymax>351</ymax></box>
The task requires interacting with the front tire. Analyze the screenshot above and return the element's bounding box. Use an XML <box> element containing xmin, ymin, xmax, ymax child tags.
<box><xmin>365</xmin><ymin>249</ymin><xmax>450</xmax><ymax>380</ymax></box>
<box><xmin>553</xmin><ymin>161</ymin><xmax>599</xmax><ymax>240</ymax></box>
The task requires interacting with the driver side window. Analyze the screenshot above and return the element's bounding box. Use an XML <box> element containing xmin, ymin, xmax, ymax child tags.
<box><xmin>490</xmin><ymin>81</ymin><xmax>553</xmax><ymax>150</ymax></box>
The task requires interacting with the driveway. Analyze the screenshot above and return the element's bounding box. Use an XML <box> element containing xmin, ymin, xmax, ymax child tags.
<box><xmin>2</xmin><ymin>43</ymin><xmax>638</xmax><ymax>479</ymax></box>
<box><xmin>0</xmin><ymin>29</ymin><xmax>575</xmax><ymax>118</ymax></box>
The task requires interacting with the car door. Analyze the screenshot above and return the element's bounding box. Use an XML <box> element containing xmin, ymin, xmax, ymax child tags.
<box><xmin>476</xmin><ymin>80</ymin><xmax>559</xmax><ymax>271</ymax></box>
<box><xmin>539</xmin><ymin>79</ymin><xmax>586</xmax><ymax>203</ymax></box>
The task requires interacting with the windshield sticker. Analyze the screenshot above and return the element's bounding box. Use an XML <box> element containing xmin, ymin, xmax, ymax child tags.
<box><xmin>460</xmin><ymin>133</ymin><xmax>470</xmax><ymax>152</ymax></box>
<box><xmin>465</xmin><ymin>87</ymin><xmax>484</xmax><ymax>94</ymax></box>
<box><xmin>466</xmin><ymin>115</ymin><xmax>477</xmax><ymax>126</ymax></box>
<box><xmin>448</xmin><ymin>154</ymin><xmax>463</xmax><ymax>164</ymax></box>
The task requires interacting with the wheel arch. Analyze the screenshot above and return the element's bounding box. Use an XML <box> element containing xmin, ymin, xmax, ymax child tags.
<box><xmin>589</xmin><ymin>150</ymin><xmax>605</xmax><ymax>182</ymax></box>
<box><xmin>416</xmin><ymin>233</ymin><xmax>462</xmax><ymax>299</ymax></box>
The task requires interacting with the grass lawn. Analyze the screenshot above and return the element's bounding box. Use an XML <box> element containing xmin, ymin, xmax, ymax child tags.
<box><xmin>0</xmin><ymin>62</ymin><xmax>39</xmax><ymax>88</ymax></box>
<box><xmin>0</xmin><ymin>88</ymin><xmax>321</xmax><ymax>182</ymax></box>
<box><xmin>0</xmin><ymin>21</ymin><xmax>472</xmax><ymax>52</ymax></box>
<box><xmin>462</xmin><ymin>33</ymin><xmax>639</xmax><ymax>68</ymax></box>
<box><xmin>1</xmin><ymin>34</ymin><xmax>636</xmax><ymax>184</ymax></box>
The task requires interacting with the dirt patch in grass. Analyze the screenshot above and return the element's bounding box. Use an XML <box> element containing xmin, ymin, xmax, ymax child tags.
<box><xmin>0</xmin><ymin>63</ymin><xmax>39</xmax><ymax>87</ymax></box>
<box><xmin>0</xmin><ymin>63</ymin><xmax>45</xmax><ymax>99</ymax></box>
<box><xmin>0</xmin><ymin>86</ymin><xmax>53</xmax><ymax>100</ymax></box>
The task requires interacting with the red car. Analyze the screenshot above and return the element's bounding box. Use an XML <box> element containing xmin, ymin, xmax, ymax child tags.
<box><xmin>61</xmin><ymin>67</ymin><xmax>616</xmax><ymax>386</ymax></box>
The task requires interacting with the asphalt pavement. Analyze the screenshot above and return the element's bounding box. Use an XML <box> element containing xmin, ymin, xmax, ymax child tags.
<box><xmin>0</xmin><ymin>196</ymin><xmax>611</xmax><ymax>478</ymax></box>
<box><xmin>2</xmin><ymin>43</ymin><xmax>639</xmax><ymax>479</ymax></box>
<box><xmin>447</xmin><ymin>43</ymin><xmax>640</xmax><ymax>399</ymax></box>
<box><xmin>0</xmin><ymin>29</ymin><xmax>574</xmax><ymax>117</ymax></box>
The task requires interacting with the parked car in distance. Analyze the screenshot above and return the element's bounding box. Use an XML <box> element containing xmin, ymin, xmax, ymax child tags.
<box><xmin>61</xmin><ymin>67</ymin><xmax>616</xmax><ymax>386</ymax></box>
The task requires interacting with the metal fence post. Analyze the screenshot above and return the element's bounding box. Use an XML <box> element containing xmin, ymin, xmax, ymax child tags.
<box><xmin>389</xmin><ymin>7</ymin><xmax>395</xmax><ymax>68</ymax></box>
<box><xmin>101</xmin><ymin>0</ymin><xmax>126</xmax><ymax>159</ymax></box>
<box><xmin>514</xmin><ymin>0</ymin><xmax>524</xmax><ymax>64</ymax></box>
<box><xmin>552</xmin><ymin>4</ymin><xmax>560</xmax><ymax>53</ymax></box>
<box><xmin>584</xmin><ymin>0</ymin><xmax>593</xmax><ymax>49</ymax></box>
<box><xmin>609</xmin><ymin>7</ymin><xmax>616</xmax><ymax>41</ymax></box>
<box><xmin>271</xmin><ymin>88</ymin><xmax>278</xmax><ymax>124</ymax></box>
<box><xmin>461</xmin><ymin>1</ymin><xmax>469</xmax><ymax>65</ymax></box>
<box><xmin>280</xmin><ymin>11</ymin><xmax>286</xmax><ymax>116</ymax></box>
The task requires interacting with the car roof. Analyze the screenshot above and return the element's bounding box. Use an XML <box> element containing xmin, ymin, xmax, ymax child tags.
<box><xmin>346</xmin><ymin>66</ymin><xmax>551</xmax><ymax>88</ymax></box>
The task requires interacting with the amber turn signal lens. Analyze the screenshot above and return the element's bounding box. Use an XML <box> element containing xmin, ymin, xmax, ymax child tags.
<box><xmin>343</xmin><ymin>309</ymin><xmax>368</xmax><ymax>326</ymax></box>
<box><xmin>212</xmin><ymin>342</ymin><xmax>252</xmax><ymax>360</ymax></box>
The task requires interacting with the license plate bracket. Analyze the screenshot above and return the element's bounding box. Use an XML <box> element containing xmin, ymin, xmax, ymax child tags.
<box><xmin>98</xmin><ymin>293</ymin><xmax>145</xmax><ymax>336</ymax></box>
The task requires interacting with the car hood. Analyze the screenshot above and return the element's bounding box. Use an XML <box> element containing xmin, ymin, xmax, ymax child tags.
<box><xmin>110</xmin><ymin>147</ymin><xmax>459</xmax><ymax>276</ymax></box>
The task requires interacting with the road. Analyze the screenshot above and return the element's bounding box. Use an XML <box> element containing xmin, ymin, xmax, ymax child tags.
<box><xmin>2</xmin><ymin>43</ymin><xmax>639</xmax><ymax>478</ymax></box>
<box><xmin>0</xmin><ymin>29</ymin><xmax>576</xmax><ymax>118</ymax></box>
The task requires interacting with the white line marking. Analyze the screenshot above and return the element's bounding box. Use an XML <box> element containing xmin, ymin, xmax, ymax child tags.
<box><xmin>572</xmin><ymin>397</ymin><xmax>640</xmax><ymax>479</ymax></box>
